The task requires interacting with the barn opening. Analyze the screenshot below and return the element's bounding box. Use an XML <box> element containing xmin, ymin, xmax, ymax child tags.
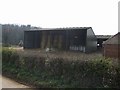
<box><xmin>96</xmin><ymin>35</ymin><xmax>112</xmax><ymax>50</ymax></box>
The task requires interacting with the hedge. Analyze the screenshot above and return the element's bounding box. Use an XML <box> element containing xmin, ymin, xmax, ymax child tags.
<box><xmin>2</xmin><ymin>48</ymin><xmax>120</xmax><ymax>88</ymax></box>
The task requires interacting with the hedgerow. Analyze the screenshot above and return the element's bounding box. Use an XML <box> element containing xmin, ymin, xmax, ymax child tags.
<box><xmin>2</xmin><ymin>48</ymin><xmax>120</xmax><ymax>88</ymax></box>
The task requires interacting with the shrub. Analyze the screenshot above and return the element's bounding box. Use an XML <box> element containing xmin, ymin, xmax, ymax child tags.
<box><xmin>2</xmin><ymin>43</ymin><xmax>11</xmax><ymax>47</ymax></box>
<box><xmin>2</xmin><ymin>48</ymin><xmax>19</xmax><ymax>64</ymax></box>
<box><xmin>2</xmin><ymin>49</ymin><xmax>120</xmax><ymax>88</ymax></box>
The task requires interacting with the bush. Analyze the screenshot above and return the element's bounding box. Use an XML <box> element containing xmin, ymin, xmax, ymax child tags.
<box><xmin>2</xmin><ymin>48</ymin><xmax>19</xmax><ymax>64</ymax></box>
<box><xmin>2</xmin><ymin>43</ymin><xmax>11</xmax><ymax>47</ymax></box>
<box><xmin>2</xmin><ymin>48</ymin><xmax>120</xmax><ymax>88</ymax></box>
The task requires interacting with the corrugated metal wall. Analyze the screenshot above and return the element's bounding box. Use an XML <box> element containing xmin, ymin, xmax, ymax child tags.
<box><xmin>24</xmin><ymin>28</ymin><xmax>97</xmax><ymax>53</ymax></box>
<box><xmin>69</xmin><ymin>29</ymin><xmax>87</xmax><ymax>51</ymax></box>
<box><xmin>86</xmin><ymin>28</ymin><xmax>97</xmax><ymax>53</ymax></box>
<box><xmin>40</xmin><ymin>30</ymin><xmax>66</xmax><ymax>50</ymax></box>
<box><xmin>24</xmin><ymin>31</ymin><xmax>41</xmax><ymax>49</ymax></box>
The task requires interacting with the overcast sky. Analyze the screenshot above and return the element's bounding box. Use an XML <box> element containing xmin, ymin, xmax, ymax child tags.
<box><xmin>0</xmin><ymin>0</ymin><xmax>119</xmax><ymax>35</ymax></box>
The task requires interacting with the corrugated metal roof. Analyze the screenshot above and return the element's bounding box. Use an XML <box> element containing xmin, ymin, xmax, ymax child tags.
<box><xmin>25</xmin><ymin>27</ymin><xmax>92</xmax><ymax>31</ymax></box>
<box><xmin>103</xmin><ymin>32</ymin><xmax>120</xmax><ymax>44</ymax></box>
<box><xmin>96</xmin><ymin>35</ymin><xmax>113</xmax><ymax>39</ymax></box>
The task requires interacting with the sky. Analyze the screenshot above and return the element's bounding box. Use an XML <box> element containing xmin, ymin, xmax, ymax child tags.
<box><xmin>0</xmin><ymin>0</ymin><xmax>119</xmax><ymax>35</ymax></box>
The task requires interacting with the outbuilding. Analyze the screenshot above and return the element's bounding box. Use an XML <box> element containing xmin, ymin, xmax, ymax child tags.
<box><xmin>96</xmin><ymin>35</ymin><xmax>112</xmax><ymax>50</ymax></box>
<box><xmin>24</xmin><ymin>27</ymin><xmax>97</xmax><ymax>53</ymax></box>
<box><xmin>103</xmin><ymin>32</ymin><xmax>120</xmax><ymax>59</ymax></box>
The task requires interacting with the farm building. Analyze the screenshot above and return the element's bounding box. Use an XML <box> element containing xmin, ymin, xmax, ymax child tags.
<box><xmin>24</xmin><ymin>27</ymin><xmax>97</xmax><ymax>53</ymax></box>
<box><xmin>96</xmin><ymin>35</ymin><xmax>112</xmax><ymax>50</ymax></box>
<box><xmin>103</xmin><ymin>32</ymin><xmax>120</xmax><ymax>59</ymax></box>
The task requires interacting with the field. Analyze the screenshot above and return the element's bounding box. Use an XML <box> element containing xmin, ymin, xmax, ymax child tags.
<box><xmin>13</xmin><ymin>47</ymin><xmax>102</xmax><ymax>60</ymax></box>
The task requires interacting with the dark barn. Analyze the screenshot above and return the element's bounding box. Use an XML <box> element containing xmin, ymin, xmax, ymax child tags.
<box><xmin>24</xmin><ymin>27</ymin><xmax>97</xmax><ymax>53</ymax></box>
<box><xmin>103</xmin><ymin>32</ymin><xmax>120</xmax><ymax>59</ymax></box>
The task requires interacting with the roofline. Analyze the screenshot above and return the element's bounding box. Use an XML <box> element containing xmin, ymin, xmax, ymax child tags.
<box><xmin>96</xmin><ymin>35</ymin><xmax>113</xmax><ymax>39</ymax></box>
<box><xmin>87</xmin><ymin>27</ymin><xmax>97</xmax><ymax>38</ymax></box>
<box><xmin>25</xmin><ymin>27</ymin><xmax>92</xmax><ymax>31</ymax></box>
<box><xmin>103</xmin><ymin>32</ymin><xmax>120</xmax><ymax>44</ymax></box>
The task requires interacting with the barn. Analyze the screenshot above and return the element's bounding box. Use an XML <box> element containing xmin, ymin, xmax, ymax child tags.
<box><xmin>24</xmin><ymin>27</ymin><xmax>97</xmax><ymax>53</ymax></box>
<box><xmin>103</xmin><ymin>32</ymin><xmax>120</xmax><ymax>59</ymax></box>
<box><xmin>96</xmin><ymin>35</ymin><xmax>112</xmax><ymax>50</ymax></box>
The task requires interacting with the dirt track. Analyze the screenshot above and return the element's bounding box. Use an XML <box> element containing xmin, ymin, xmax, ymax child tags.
<box><xmin>1</xmin><ymin>75</ymin><xmax>30</xmax><ymax>88</ymax></box>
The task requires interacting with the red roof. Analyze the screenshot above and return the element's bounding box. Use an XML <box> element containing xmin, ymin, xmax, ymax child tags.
<box><xmin>103</xmin><ymin>32</ymin><xmax>120</xmax><ymax>44</ymax></box>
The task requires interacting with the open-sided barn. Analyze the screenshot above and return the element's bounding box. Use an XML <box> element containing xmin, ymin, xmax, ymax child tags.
<box><xmin>24</xmin><ymin>27</ymin><xmax>97</xmax><ymax>53</ymax></box>
<box><xmin>96</xmin><ymin>35</ymin><xmax>112</xmax><ymax>49</ymax></box>
<box><xmin>103</xmin><ymin>32</ymin><xmax>120</xmax><ymax>59</ymax></box>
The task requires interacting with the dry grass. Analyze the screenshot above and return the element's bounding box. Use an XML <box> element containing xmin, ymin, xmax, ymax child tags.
<box><xmin>15</xmin><ymin>47</ymin><xmax>103</xmax><ymax>61</ymax></box>
<box><xmin>8</xmin><ymin>47</ymin><xmax>119</xmax><ymax>65</ymax></box>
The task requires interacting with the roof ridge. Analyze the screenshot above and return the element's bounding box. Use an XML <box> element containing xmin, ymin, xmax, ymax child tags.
<box><xmin>29</xmin><ymin>27</ymin><xmax>92</xmax><ymax>30</ymax></box>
